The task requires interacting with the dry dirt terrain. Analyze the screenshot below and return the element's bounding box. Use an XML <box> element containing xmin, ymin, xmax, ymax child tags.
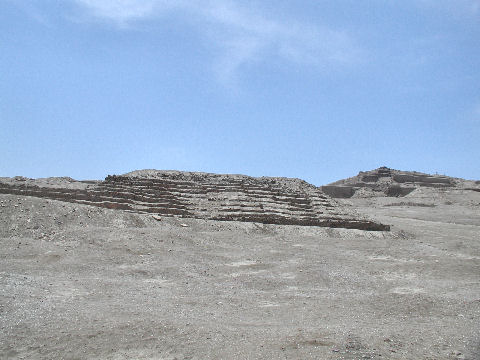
<box><xmin>0</xmin><ymin>168</ymin><xmax>479</xmax><ymax>359</ymax></box>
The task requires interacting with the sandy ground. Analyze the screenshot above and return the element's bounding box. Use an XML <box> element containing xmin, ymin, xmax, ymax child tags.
<box><xmin>1</xmin><ymin>186</ymin><xmax>479</xmax><ymax>359</ymax></box>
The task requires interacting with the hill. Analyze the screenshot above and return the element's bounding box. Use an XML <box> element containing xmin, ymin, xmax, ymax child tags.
<box><xmin>0</xmin><ymin>168</ymin><xmax>479</xmax><ymax>359</ymax></box>
<box><xmin>322</xmin><ymin>166</ymin><xmax>480</xmax><ymax>198</ymax></box>
<box><xmin>0</xmin><ymin>170</ymin><xmax>388</xmax><ymax>231</ymax></box>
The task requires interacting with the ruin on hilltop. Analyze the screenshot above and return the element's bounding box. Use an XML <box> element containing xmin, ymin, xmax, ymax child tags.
<box><xmin>0</xmin><ymin>170</ymin><xmax>389</xmax><ymax>231</ymax></box>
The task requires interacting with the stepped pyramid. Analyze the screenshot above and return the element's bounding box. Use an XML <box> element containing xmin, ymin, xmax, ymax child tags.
<box><xmin>0</xmin><ymin>170</ymin><xmax>389</xmax><ymax>231</ymax></box>
<box><xmin>321</xmin><ymin>166</ymin><xmax>479</xmax><ymax>198</ymax></box>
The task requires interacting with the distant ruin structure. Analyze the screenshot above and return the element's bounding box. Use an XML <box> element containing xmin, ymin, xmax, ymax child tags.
<box><xmin>0</xmin><ymin>170</ymin><xmax>389</xmax><ymax>231</ymax></box>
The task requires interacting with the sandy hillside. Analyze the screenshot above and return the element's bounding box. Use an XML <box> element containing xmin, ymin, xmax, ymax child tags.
<box><xmin>0</xmin><ymin>169</ymin><xmax>479</xmax><ymax>359</ymax></box>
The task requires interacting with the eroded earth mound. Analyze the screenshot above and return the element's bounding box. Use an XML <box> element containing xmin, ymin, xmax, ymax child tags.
<box><xmin>322</xmin><ymin>166</ymin><xmax>480</xmax><ymax>198</ymax></box>
<box><xmin>0</xmin><ymin>170</ymin><xmax>389</xmax><ymax>231</ymax></box>
<box><xmin>0</xmin><ymin>168</ymin><xmax>479</xmax><ymax>359</ymax></box>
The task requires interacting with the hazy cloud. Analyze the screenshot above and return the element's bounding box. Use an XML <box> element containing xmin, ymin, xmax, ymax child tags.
<box><xmin>73</xmin><ymin>0</ymin><xmax>177</xmax><ymax>23</ymax></box>
<box><xmin>72</xmin><ymin>0</ymin><xmax>362</xmax><ymax>84</ymax></box>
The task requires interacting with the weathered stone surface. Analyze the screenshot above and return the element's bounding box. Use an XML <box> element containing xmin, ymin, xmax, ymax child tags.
<box><xmin>1</xmin><ymin>169</ymin><xmax>479</xmax><ymax>359</ymax></box>
<box><xmin>323</xmin><ymin>166</ymin><xmax>479</xmax><ymax>198</ymax></box>
<box><xmin>0</xmin><ymin>170</ymin><xmax>389</xmax><ymax>231</ymax></box>
<box><xmin>321</xmin><ymin>185</ymin><xmax>355</xmax><ymax>198</ymax></box>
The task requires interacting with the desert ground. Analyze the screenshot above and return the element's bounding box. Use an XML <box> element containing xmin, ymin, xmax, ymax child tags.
<box><xmin>1</xmin><ymin>171</ymin><xmax>479</xmax><ymax>359</ymax></box>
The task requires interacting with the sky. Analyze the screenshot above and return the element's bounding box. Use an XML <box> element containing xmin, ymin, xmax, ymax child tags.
<box><xmin>1</xmin><ymin>0</ymin><xmax>479</xmax><ymax>185</ymax></box>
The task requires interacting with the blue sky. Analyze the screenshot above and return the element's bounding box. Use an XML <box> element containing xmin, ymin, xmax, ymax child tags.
<box><xmin>1</xmin><ymin>0</ymin><xmax>479</xmax><ymax>185</ymax></box>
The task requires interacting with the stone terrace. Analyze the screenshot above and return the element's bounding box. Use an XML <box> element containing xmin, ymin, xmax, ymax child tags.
<box><xmin>0</xmin><ymin>171</ymin><xmax>389</xmax><ymax>231</ymax></box>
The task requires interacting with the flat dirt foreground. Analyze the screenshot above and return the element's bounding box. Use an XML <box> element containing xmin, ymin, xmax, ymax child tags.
<box><xmin>1</xmin><ymin>186</ymin><xmax>479</xmax><ymax>359</ymax></box>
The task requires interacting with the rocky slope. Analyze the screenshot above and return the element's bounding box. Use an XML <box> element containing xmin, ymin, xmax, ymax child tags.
<box><xmin>1</xmin><ymin>168</ymin><xmax>479</xmax><ymax>359</ymax></box>
<box><xmin>0</xmin><ymin>170</ymin><xmax>389</xmax><ymax>231</ymax></box>
<box><xmin>321</xmin><ymin>166</ymin><xmax>480</xmax><ymax>198</ymax></box>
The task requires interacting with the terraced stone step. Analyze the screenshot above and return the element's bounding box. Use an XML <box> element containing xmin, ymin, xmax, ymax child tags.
<box><xmin>0</xmin><ymin>171</ymin><xmax>390</xmax><ymax>231</ymax></box>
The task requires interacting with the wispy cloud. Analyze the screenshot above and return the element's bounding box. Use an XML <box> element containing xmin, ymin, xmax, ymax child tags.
<box><xmin>72</xmin><ymin>0</ymin><xmax>362</xmax><ymax>85</ymax></box>
<box><xmin>73</xmin><ymin>0</ymin><xmax>173</xmax><ymax>24</ymax></box>
<box><xmin>4</xmin><ymin>0</ymin><xmax>52</xmax><ymax>26</ymax></box>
